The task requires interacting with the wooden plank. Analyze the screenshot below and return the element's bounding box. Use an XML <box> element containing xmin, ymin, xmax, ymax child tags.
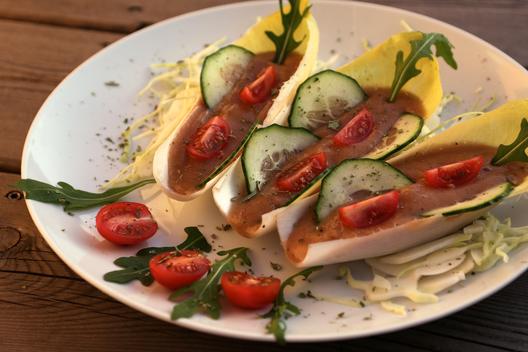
<box><xmin>3</xmin><ymin>273</ymin><xmax>519</xmax><ymax>352</ymax></box>
<box><xmin>0</xmin><ymin>0</ymin><xmax>526</xmax><ymax>66</ymax></box>
<box><xmin>368</xmin><ymin>0</ymin><xmax>528</xmax><ymax>66</ymax></box>
<box><xmin>1</xmin><ymin>171</ymin><xmax>527</xmax><ymax>351</ymax></box>
<box><xmin>0</xmin><ymin>0</ymin><xmax>241</xmax><ymax>33</ymax></box>
<box><xmin>0</xmin><ymin>20</ymin><xmax>121</xmax><ymax>173</ymax></box>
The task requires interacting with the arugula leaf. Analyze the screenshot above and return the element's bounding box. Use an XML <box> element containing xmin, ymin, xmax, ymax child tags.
<box><xmin>266</xmin><ymin>0</ymin><xmax>310</xmax><ymax>64</ymax></box>
<box><xmin>170</xmin><ymin>247</ymin><xmax>251</xmax><ymax>320</ymax></box>
<box><xmin>104</xmin><ymin>227</ymin><xmax>211</xmax><ymax>285</ymax></box>
<box><xmin>262</xmin><ymin>266</ymin><xmax>323</xmax><ymax>344</ymax></box>
<box><xmin>178</xmin><ymin>226</ymin><xmax>213</xmax><ymax>253</ymax></box>
<box><xmin>492</xmin><ymin>118</ymin><xmax>528</xmax><ymax>166</ymax></box>
<box><xmin>388</xmin><ymin>32</ymin><xmax>457</xmax><ymax>103</ymax></box>
<box><xmin>104</xmin><ymin>246</ymin><xmax>173</xmax><ymax>285</ymax></box>
<box><xmin>15</xmin><ymin>178</ymin><xmax>155</xmax><ymax>212</ymax></box>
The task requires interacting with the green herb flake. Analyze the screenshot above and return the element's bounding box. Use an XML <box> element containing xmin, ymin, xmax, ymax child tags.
<box><xmin>270</xmin><ymin>262</ymin><xmax>283</xmax><ymax>271</ymax></box>
<box><xmin>104</xmin><ymin>80</ymin><xmax>120</xmax><ymax>87</ymax></box>
<box><xmin>389</xmin><ymin>32</ymin><xmax>457</xmax><ymax>102</ymax></box>
<box><xmin>265</xmin><ymin>0</ymin><xmax>311</xmax><ymax>64</ymax></box>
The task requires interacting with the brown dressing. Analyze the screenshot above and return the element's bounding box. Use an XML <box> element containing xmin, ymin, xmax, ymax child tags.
<box><xmin>228</xmin><ymin>88</ymin><xmax>425</xmax><ymax>236</ymax></box>
<box><xmin>167</xmin><ymin>52</ymin><xmax>302</xmax><ymax>195</ymax></box>
<box><xmin>285</xmin><ymin>144</ymin><xmax>528</xmax><ymax>263</ymax></box>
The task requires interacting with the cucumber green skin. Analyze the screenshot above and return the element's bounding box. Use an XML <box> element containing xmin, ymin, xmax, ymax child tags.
<box><xmin>241</xmin><ymin>124</ymin><xmax>320</xmax><ymax>194</ymax></box>
<box><xmin>196</xmin><ymin>122</ymin><xmax>259</xmax><ymax>189</ymax></box>
<box><xmin>287</xmin><ymin>69</ymin><xmax>367</xmax><ymax>129</ymax></box>
<box><xmin>314</xmin><ymin>158</ymin><xmax>413</xmax><ymax>222</ymax></box>
<box><xmin>373</xmin><ymin>114</ymin><xmax>424</xmax><ymax>160</ymax></box>
<box><xmin>200</xmin><ymin>45</ymin><xmax>254</xmax><ymax>109</ymax></box>
<box><xmin>425</xmin><ymin>183</ymin><xmax>514</xmax><ymax>217</ymax></box>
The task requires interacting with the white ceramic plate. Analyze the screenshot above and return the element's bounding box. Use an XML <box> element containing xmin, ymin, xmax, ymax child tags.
<box><xmin>22</xmin><ymin>0</ymin><xmax>528</xmax><ymax>342</ymax></box>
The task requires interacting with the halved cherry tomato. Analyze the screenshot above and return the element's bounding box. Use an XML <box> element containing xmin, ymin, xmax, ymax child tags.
<box><xmin>221</xmin><ymin>271</ymin><xmax>281</xmax><ymax>309</ymax></box>
<box><xmin>95</xmin><ymin>202</ymin><xmax>158</xmax><ymax>245</ymax></box>
<box><xmin>424</xmin><ymin>156</ymin><xmax>484</xmax><ymax>188</ymax></box>
<box><xmin>332</xmin><ymin>108</ymin><xmax>374</xmax><ymax>147</ymax></box>
<box><xmin>239</xmin><ymin>65</ymin><xmax>277</xmax><ymax>105</ymax></box>
<box><xmin>149</xmin><ymin>250</ymin><xmax>211</xmax><ymax>290</ymax></box>
<box><xmin>339</xmin><ymin>190</ymin><xmax>400</xmax><ymax>228</ymax></box>
<box><xmin>276</xmin><ymin>152</ymin><xmax>328</xmax><ymax>192</ymax></box>
<box><xmin>186</xmin><ymin>115</ymin><xmax>231</xmax><ymax>160</ymax></box>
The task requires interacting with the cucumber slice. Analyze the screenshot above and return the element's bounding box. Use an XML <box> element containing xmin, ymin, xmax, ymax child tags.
<box><xmin>315</xmin><ymin>159</ymin><xmax>413</xmax><ymax>222</ymax></box>
<box><xmin>242</xmin><ymin>124</ymin><xmax>319</xmax><ymax>193</ymax></box>
<box><xmin>200</xmin><ymin>45</ymin><xmax>254</xmax><ymax>109</ymax></box>
<box><xmin>365</xmin><ymin>113</ymin><xmax>424</xmax><ymax>160</ymax></box>
<box><xmin>422</xmin><ymin>182</ymin><xmax>513</xmax><ymax>217</ymax></box>
<box><xmin>197</xmin><ymin>122</ymin><xmax>259</xmax><ymax>189</ymax></box>
<box><xmin>288</xmin><ymin>70</ymin><xmax>366</xmax><ymax>130</ymax></box>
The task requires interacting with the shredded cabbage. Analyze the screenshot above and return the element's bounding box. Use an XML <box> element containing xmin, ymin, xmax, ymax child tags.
<box><xmin>103</xmin><ymin>39</ymin><xmax>226</xmax><ymax>188</ymax></box>
<box><xmin>328</xmin><ymin>214</ymin><xmax>528</xmax><ymax>315</ymax></box>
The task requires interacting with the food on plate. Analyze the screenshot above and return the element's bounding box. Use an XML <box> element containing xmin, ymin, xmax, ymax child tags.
<box><xmin>214</xmin><ymin>31</ymin><xmax>456</xmax><ymax>238</ymax></box>
<box><xmin>149</xmin><ymin>250</ymin><xmax>211</xmax><ymax>290</ymax></box>
<box><xmin>95</xmin><ymin>202</ymin><xmax>158</xmax><ymax>245</ymax></box>
<box><xmin>277</xmin><ymin>100</ymin><xmax>528</xmax><ymax>267</ymax></box>
<box><xmin>153</xmin><ymin>0</ymin><xmax>319</xmax><ymax>201</ymax></box>
<box><xmin>221</xmin><ymin>271</ymin><xmax>281</xmax><ymax>309</ymax></box>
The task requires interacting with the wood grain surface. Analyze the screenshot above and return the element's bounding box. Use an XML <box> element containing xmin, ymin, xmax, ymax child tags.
<box><xmin>1</xmin><ymin>1</ymin><xmax>527</xmax><ymax>351</ymax></box>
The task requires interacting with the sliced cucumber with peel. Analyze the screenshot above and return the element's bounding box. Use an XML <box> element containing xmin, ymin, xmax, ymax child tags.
<box><xmin>421</xmin><ymin>182</ymin><xmax>513</xmax><ymax>217</ymax></box>
<box><xmin>315</xmin><ymin>159</ymin><xmax>413</xmax><ymax>222</ymax></box>
<box><xmin>365</xmin><ymin>113</ymin><xmax>424</xmax><ymax>160</ymax></box>
<box><xmin>242</xmin><ymin>124</ymin><xmax>319</xmax><ymax>193</ymax></box>
<box><xmin>200</xmin><ymin>45</ymin><xmax>254</xmax><ymax>109</ymax></box>
<box><xmin>288</xmin><ymin>70</ymin><xmax>366</xmax><ymax>130</ymax></box>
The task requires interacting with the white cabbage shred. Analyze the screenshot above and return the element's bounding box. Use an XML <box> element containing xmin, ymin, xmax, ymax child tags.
<box><xmin>333</xmin><ymin>214</ymin><xmax>528</xmax><ymax>316</ymax></box>
<box><xmin>103</xmin><ymin>39</ymin><xmax>226</xmax><ymax>188</ymax></box>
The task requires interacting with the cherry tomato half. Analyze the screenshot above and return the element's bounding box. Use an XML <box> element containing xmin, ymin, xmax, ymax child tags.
<box><xmin>276</xmin><ymin>152</ymin><xmax>328</xmax><ymax>192</ymax></box>
<box><xmin>339</xmin><ymin>190</ymin><xmax>400</xmax><ymax>228</ymax></box>
<box><xmin>333</xmin><ymin>108</ymin><xmax>374</xmax><ymax>147</ymax></box>
<box><xmin>149</xmin><ymin>250</ymin><xmax>211</xmax><ymax>290</ymax></box>
<box><xmin>424</xmin><ymin>156</ymin><xmax>484</xmax><ymax>188</ymax></box>
<box><xmin>221</xmin><ymin>271</ymin><xmax>281</xmax><ymax>309</ymax></box>
<box><xmin>186</xmin><ymin>115</ymin><xmax>231</xmax><ymax>160</ymax></box>
<box><xmin>95</xmin><ymin>202</ymin><xmax>158</xmax><ymax>245</ymax></box>
<box><xmin>239</xmin><ymin>65</ymin><xmax>277</xmax><ymax>105</ymax></box>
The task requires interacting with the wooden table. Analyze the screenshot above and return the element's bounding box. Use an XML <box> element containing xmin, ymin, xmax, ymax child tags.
<box><xmin>1</xmin><ymin>1</ymin><xmax>527</xmax><ymax>351</ymax></box>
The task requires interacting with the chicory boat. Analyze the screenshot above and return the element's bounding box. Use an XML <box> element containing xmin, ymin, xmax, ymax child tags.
<box><xmin>277</xmin><ymin>100</ymin><xmax>528</xmax><ymax>267</ymax></box>
<box><xmin>153</xmin><ymin>0</ymin><xmax>319</xmax><ymax>201</ymax></box>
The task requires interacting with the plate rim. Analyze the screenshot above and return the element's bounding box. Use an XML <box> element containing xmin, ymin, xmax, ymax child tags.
<box><xmin>20</xmin><ymin>0</ymin><xmax>528</xmax><ymax>342</ymax></box>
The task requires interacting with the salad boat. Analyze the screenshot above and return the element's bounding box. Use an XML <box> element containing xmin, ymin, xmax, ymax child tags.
<box><xmin>276</xmin><ymin>99</ymin><xmax>528</xmax><ymax>267</ymax></box>
<box><xmin>213</xmin><ymin>31</ymin><xmax>454</xmax><ymax>238</ymax></box>
<box><xmin>153</xmin><ymin>0</ymin><xmax>319</xmax><ymax>201</ymax></box>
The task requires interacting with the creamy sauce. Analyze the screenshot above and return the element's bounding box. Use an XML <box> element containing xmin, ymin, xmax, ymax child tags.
<box><xmin>168</xmin><ymin>52</ymin><xmax>302</xmax><ymax>195</ymax></box>
<box><xmin>286</xmin><ymin>144</ymin><xmax>528</xmax><ymax>263</ymax></box>
<box><xmin>228</xmin><ymin>88</ymin><xmax>425</xmax><ymax>236</ymax></box>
